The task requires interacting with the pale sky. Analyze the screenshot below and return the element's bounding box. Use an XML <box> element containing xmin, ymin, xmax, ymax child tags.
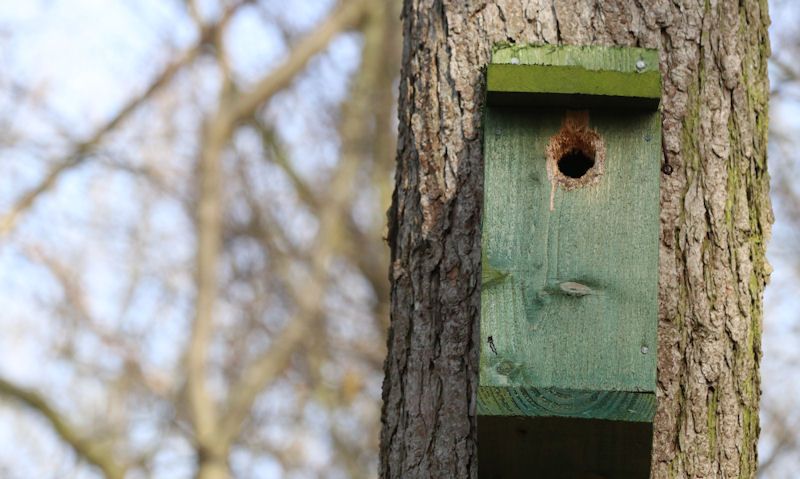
<box><xmin>0</xmin><ymin>0</ymin><xmax>797</xmax><ymax>477</ymax></box>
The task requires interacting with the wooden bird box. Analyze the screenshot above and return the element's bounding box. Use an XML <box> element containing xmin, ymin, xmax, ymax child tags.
<box><xmin>478</xmin><ymin>45</ymin><xmax>661</xmax><ymax>479</ymax></box>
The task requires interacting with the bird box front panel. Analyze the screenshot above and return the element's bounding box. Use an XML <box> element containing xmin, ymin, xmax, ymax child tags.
<box><xmin>478</xmin><ymin>45</ymin><xmax>661</xmax><ymax>423</ymax></box>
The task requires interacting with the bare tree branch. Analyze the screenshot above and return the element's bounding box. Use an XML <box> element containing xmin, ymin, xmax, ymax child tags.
<box><xmin>229</xmin><ymin>0</ymin><xmax>369</xmax><ymax>121</ymax></box>
<box><xmin>186</xmin><ymin>96</ymin><xmax>229</xmax><ymax>479</ymax></box>
<box><xmin>184</xmin><ymin>3</ymin><xmax>372</xmax><ymax>467</ymax></box>
<box><xmin>0</xmin><ymin>377</ymin><xmax>126</xmax><ymax>479</ymax></box>
<box><xmin>0</xmin><ymin>0</ymin><xmax>251</xmax><ymax>238</ymax></box>
<box><xmin>27</xmin><ymin>246</ymin><xmax>174</xmax><ymax>398</ymax></box>
<box><xmin>0</xmin><ymin>1</ymin><xmax>394</xmax><ymax>476</ymax></box>
<box><xmin>215</xmin><ymin>1</ymin><xmax>384</xmax><ymax>446</ymax></box>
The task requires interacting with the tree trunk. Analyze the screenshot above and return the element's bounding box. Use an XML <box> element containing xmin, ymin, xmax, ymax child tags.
<box><xmin>380</xmin><ymin>1</ymin><xmax>772</xmax><ymax>478</ymax></box>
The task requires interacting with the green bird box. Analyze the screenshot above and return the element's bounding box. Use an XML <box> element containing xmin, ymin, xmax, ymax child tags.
<box><xmin>478</xmin><ymin>45</ymin><xmax>661</xmax><ymax>479</ymax></box>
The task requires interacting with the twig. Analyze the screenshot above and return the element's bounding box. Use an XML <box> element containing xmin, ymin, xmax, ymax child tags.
<box><xmin>229</xmin><ymin>0</ymin><xmax>369</xmax><ymax>121</ymax></box>
<box><xmin>0</xmin><ymin>1</ymin><xmax>250</xmax><ymax>238</ymax></box>
<box><xmin>214</xmin><ymin>0</ymin><xmax>377</xmax><ymax>445</ymax></box>
<box><xmin>0</xmin><ymin>377</ymin><xmax>126</xmax><ymax>479</ymax></box>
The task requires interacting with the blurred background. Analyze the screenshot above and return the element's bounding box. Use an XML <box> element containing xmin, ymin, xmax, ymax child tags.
<box><xmin>0</xmin><ymin>0</ymin><xmax>796</xmax><ymax>478</ymax></box>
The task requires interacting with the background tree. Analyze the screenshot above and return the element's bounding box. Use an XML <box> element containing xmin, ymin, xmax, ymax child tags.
<box><xmin>380</xmin><ymin>1</ymin><xmax>771</xmax><ymax>478</ymax></box>
<box><xmin>0</xmin><ymin>1</ymin><xmax>399</xmax><ymax>478</ymax></box>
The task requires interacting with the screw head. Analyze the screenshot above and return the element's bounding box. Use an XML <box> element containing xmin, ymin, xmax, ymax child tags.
<box><xmin>640</xmin><ymin>346</ymin><xmax>649</xmax><ymax>354</ymax></box>
<box><xmin>636</xmin><ymin>59</ymin><xmax>646</xmax><ymax>71</ymax></box>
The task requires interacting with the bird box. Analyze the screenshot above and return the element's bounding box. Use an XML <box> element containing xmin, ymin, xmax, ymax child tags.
<box><xmin>478</xmin><ymin>45</ymin><xmax>661</xmax><ymax>478</ymax></box>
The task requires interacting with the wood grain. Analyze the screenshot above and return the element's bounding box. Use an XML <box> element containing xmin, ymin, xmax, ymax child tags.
<box><xmin>479</xmin><ymin>52</ymin><xmax>661</xmax><ymax>421</ymax></box>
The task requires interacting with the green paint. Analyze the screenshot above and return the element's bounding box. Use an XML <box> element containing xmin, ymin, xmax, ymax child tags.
<box><xmin>492</xmin><ymin>44</ymin><xmax>659</xmax><ymax>74</ymax></box>
<box><xmin>481</xmin><ymin>253</ymin><xmax>509</xmax><ymax>289</ymax></box>
<box><xmin>487</xmin><ymin>45</ymin><xmax>661</xmax><ymax>108</ymax></box>
<box><xmin>479</xmin><ymin>45</ymin><xmax>662</xmax><ymax>425</ymax></box>
<box><xmin>479</xmin><ymin>106</ymin><xmax>661</xmax><ymax>422</ymax></box>
<box><xmin>479</xmin><ymin>386</ymin><xmax>656</xmax><ymax>422</ymax></box>
<box><xmin>488</xmin><ymin>64</ymin><xmax>660</xmax><ymax>103</ymax></box>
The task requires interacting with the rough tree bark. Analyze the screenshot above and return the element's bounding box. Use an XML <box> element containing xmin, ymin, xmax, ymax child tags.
<box><xmin>380</xmin><ymin>1</ymin><xmax>771</xmax><ymax>478</ymax></box>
